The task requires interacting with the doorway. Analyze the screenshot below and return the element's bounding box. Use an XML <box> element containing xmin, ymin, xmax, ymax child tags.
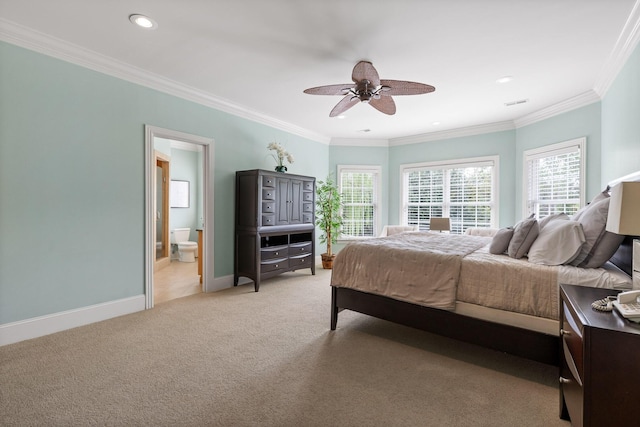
<box><xmin>155</xmin><ymin>154</ymin><xmax>171</xmax><ymax>271</ymax></box>
<box><xmin>144</xmin><ymin>125</ymin><xmax>214</xmax><ymax>309</ymax></box>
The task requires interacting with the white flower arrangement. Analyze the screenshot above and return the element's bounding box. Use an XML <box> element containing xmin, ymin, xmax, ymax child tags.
<box><xmin>267</xmin><ymin>142</ymin><xmax>294</xmax><ymax>172</ymax></box>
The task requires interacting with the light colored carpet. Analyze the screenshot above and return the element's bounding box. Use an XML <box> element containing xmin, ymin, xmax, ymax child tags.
<box><xmin>0</xmin><ymin>266</ymin><xmax>569</xmax><ymax>426</ymax></box>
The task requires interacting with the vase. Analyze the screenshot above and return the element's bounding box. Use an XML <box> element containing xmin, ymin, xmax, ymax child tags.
<box><xmin>275</xmin><ymin>165</ymin><xmax>287</xmax><ymax>173</ymax></box>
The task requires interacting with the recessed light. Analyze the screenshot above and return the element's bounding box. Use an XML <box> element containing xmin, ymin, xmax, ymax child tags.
<box><xmin>129</xmin><ymin>14</ymin><xmax>157</xmax><ymax>29</ymax></box>
<box><xmin>337</xmin><ymin>115</ymin><xmax>346</xmax><ymax>119</ymax></box>
<box><xmin>432</xmin><ymin>121</ymin><xmax>441</xmax><ymax>126</ymax></box>
<box><xmin>496</xmin><ymin>76</ymin><xmax>513</xmax><ymax>84</ymax></box>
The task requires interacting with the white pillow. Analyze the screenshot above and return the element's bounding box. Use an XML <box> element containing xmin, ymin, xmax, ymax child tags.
<box><xmin>538</xmin><ymin>213</ymin><xmax>569</xmax><ymax>230</ymax></box>
<box><xmin>528</xmin><ymin>220</ymin><xmax>586</xmax><ymax>265</ymax></box>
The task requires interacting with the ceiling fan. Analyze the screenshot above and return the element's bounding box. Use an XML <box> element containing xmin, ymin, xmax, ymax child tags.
<box><xmin>303</xmin><ymin>61</ymin><xmax>435</xmax><ymax>117</ymax></box>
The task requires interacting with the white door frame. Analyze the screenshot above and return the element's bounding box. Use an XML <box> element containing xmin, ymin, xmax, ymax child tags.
<box><xmin>144</xmin><ymin>125</ymin><xmax>215</xmax><ymax>309</ymax></box>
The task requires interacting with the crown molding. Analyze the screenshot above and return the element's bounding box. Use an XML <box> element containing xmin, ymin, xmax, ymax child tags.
<box><xmin>593</xmin><ymin>0</ymin><xmax>640</xmax><ymax>97</ymax></box>
<box><xmin>330</xmin><ymin>138</ymin><xmax>389</xmax><ymax>147</ymax></box>
<box><xmin>2</xmin><ymin>4</ymin><xmax>639</xmax><ymax>149</ymax></box>
<box><xmin>388</xmin><ymin>121</ymin><xmax>515</xmax><ymax>146</ymax></box>
<box><xmin>0</xmin><ymin>19</ymin><xmax>330</xmax><ymax>145</ymax></box>
<box><xmin>513</xmin><ymin>90</ymin><xmax>601</xmax><ymax>129</ymax></box>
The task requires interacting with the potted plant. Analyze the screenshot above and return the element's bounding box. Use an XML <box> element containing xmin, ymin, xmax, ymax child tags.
<box><xmin>316</xmin><ymin>174</ymin><xmax>344</xmax><ymax>269</ymax></box>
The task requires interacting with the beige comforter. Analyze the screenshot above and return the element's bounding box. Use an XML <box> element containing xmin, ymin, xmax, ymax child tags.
<box><xmin>330</xmin><ymin>232</ymin><xmax>491</xmax><ymax>310</ymax></box>
<box><xmin>458</xmin><ymin>245</ymin><xmax>559</xmax><ymax>319</ymax></box>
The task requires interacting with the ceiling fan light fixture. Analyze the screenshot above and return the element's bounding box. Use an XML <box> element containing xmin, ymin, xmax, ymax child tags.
<box><xmin>129</xmin><ymin>14</ymin><xmax>158</xmax><ymax>29</ymax></box>
<box><xmin>303</xmin><ymin>61</ymin><xmax>435</xmax><ymax>117</ymax></box>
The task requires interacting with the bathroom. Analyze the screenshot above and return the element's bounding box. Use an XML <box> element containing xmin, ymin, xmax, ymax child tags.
<box><xmin>154</xmin><ymin>137</ymin><xmax>204</xmax><ymax>303</ymax></box>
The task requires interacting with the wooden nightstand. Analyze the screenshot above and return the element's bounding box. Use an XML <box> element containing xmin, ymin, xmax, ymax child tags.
<box><xmin>559</xmin><ymin>284</ymin><xmax>640</xmax><ymax>426</ymax></box>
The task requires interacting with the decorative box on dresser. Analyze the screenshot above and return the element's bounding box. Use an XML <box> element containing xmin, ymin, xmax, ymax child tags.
<box><xmin>559</xmin><ymin>284</ymin><xmax>640</xmax><ymax>426</ymax></box>
<box><xmin>234</xmin><ymin>169</ymin><xmax>315</xmax><ymax>292</ymax></box>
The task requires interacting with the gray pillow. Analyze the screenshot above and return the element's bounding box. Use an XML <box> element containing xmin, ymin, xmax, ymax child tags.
<box><xmin>572</xmin><ymin>190</ymin><xmax>610</xmax><ymax>222</ymax></box>
<box><xmin>580</xmin><ymin>231</ymin><xmax>625</xmax><ymax>268</ymax></box>
<box><xmin>571</xmin><ymin>197</ymin><xmax>624</xmax><ymax>268</ymax></box>
<box><xmin>508</xmin><ymin>217</ymin><xmax>539</xmax><ymax>259</ymax></box>
<box><xmin>527</xmin><ymin>220</ymin><xmax>585</xmax><ymax>265</ymax></box>
<box><xmin>489</xmin><ymin>227</ymin><xmax>514</xmax><ymax>254</ymax></box>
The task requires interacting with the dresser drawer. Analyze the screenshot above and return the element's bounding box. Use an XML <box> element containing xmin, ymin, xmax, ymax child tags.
<box><xmin>289</xmin><ymin>242</ymin><xmax>312</xmax><ymax>255</ymax></box>
<box><xmin>261</xmin><ymin>245</ymin><xmax>288</xmax><ymax>261</ymax></box>
<box><xmin>303</xmin><ymin>213</ymin><xmax>313</xmax><ymax>223</ymax></box>
<box><xmin>303</xmin><ymin>181</ymin><xmax>314</xmax><ymax>191</ymax></box>
<box><xmin>303</xmin><ymin>202</ymin><xmax>313</xmax><ymax>213</ymax></box>
<box><xmin>262</xmin><ymin>188</ymin><xmax>275</xmax><ymax>200</ymax></box>
<box><xmin>560</xmin><ymin>345</ymin><xmax>584</xmax><ymax>427</ymax></box>
<box><xmin>262</xmin><ymin>201</ymin><xmax>275</xmax><ymax>214</ymax></box>
<box><xmin>261</xmin><ymin>214</ymin><xmax>275</xmax><ymax>226</ymax></box>
<box><xmin>303</xmin><ymin>192</ymin><xmax>313</xmax><ymax>202</ymax></box>
<box><xmin>289</xmin><ymin>253</ymin><xmax>312</xmax><ymax>268</ymax></box>
<box><xmin>261</xmin><ymin>258</ymin><xmax>288</xmax><ymax>273</ymax></box>
<box><xmin>262</xmin><ymin>175</ymin><xmax>276</xmax><ymax>188</ymax></box>
<box><xmin>561</xmin><ymin>303</ymin><xmax>584</xmax><ymax>380</ymax></box>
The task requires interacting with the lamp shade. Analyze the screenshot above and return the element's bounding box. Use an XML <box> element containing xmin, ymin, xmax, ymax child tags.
<box><xmin>606</xmin><ymin>182</ymin><xmax>640</xmax><ymax>235</ymax></box>
<box><xmin>430</xmin><ymin>217</ymin><xmax>451</xmax><ymax>232</ymax></box>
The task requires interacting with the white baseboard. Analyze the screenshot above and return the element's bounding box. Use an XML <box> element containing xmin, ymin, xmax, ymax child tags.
<box><xmin>210</xmin><ymin>274</ymin><xmax>252</xmax><ymax>292</ymax></box>
<box><xmin>0</xmin><ymin>295</ymin><xmax>146</xmax><ymax>346</ymax></box>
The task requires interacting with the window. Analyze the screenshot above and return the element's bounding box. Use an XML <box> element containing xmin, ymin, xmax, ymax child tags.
<box><xmin>401</xmin><ymin>157</ymin><xmax>498</xmax><ymax>234</ymax></box>
<box><xmin>338</xmin><ymin>165</ymin><xmax>381</xmax><ymax>239</ymax></box>
<box><xmin>524</xmin><ymin>138</ymin><xmax>585</xmax><ymax>219</ymax></box>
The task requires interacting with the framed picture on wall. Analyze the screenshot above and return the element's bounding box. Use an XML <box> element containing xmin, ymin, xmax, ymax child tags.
<box><xmin>170</xmin><ymin>180</ymin><xmax>190</xmax><ymax>208</ymax></box>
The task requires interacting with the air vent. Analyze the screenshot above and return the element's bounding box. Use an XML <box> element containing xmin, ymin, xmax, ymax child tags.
<box><xmin>504</xmin><ymin>99</ymin><xmax>529</xmax><ymax>107</ymax></box>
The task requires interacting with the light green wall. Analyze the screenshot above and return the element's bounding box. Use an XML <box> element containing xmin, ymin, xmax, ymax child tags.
<box><xmin>1</xmin><ymin>38</ymin><xmax>638</xmax><ymax>327</ymax></box>
<box><xmin>388</xmin><ymin>130</ymin><xmax>517</xmax><ymax>227</ymax></box>
<box><xmin>602</xmin><ymin>42</ymin><xmax>640</xmax><ymax>184</ymax></box>
<box><xmin>515</xmin><ymin>102</ymin><xmax>603</xmax><ymax>219</ymax></box>
<box><xmin>0</xmin><ymin>42</ymin><xmax>327</xmax><ymax>324</ymax></box>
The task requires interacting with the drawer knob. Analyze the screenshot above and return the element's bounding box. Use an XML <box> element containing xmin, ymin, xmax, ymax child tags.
<box><xmin>274</xmin><ymin>252</ymin><xmax>279</xmax><ymax>255</ymax></box>
<box><xmin>560</xmin><ymin>329</ymin><xmax>571</xmax><ymax>336</ymax></box>
<box><xmin>559</xmin><ymin>377</ymin><xmax>572</xmax><ymax>384</ymax></box>
<box><xmin>275</xmin><ymin>264</ymin><xmax>279</xmax><ymax>268</ymax></box>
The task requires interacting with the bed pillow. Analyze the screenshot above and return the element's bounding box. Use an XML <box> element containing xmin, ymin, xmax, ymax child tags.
<box><xmin>572</xmin><ymin>189</ymin><xmax>610</xmax><ymax>222</ymax></box>
<box><xmin>580</xmin><ymin>232</ymin><xmax>625</xmax><ymax>268</ymax></box>
<box><xmin>527</xmin><ymin>220</ymin><xmax>585</xmax><ymax>265</ymax></box>
<box><xmin>571</xmin><ymin>197</ymin><xmax>624</xmax><ymax>268</ymax></box>
<box><xmin>507</xmin><ymin>217</ymin><xmax>539</xmax><ymax>259</ymax></box>
<box><xmin>538</xmin><ymin>213</ymin><xmax>569</xmax><ymax>230</ymax></box>
<box><xmin>489</xmin><ymin>227</ymin><xmax>514</xmax><ymax>254</ymax></box>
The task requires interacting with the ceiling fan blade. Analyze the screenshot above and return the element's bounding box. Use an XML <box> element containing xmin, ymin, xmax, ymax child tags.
<box><xmin>304</xmin><ymin>84</ymin><xmax>354</xmax><ymax>96</ymax></box>
<box><xmin>369</xmin><ymin>95</ymin><xmax>396</xmax><ymax>115</ymax></box>
<box><xmin>352</xmin><ymin>61</ymin><xmax>380</xmax><ymax>86</ymax></box>
<box><xmin>330</xmin><ymin>95</ymin><xmax>359</xmax><ymax>117</ymax></box>
<box><xmin>379</xmin><ymin>79</ymin><xmax>436</xmax><ymax>96</ymax></box>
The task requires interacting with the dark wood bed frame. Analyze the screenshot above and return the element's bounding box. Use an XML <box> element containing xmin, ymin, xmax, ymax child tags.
<box><xmin>330</xmin><ymin>236</ymin><xmax>635</xmax><ymax>366</ymax></box>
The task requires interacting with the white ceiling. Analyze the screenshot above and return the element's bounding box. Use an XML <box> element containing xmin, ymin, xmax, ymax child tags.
<box><xmin>1</xmin><ymin>0</ymin><xmax>639</xmax><ymax>143</ymax></box>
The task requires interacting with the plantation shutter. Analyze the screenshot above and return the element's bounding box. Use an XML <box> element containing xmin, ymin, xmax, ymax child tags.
<box><xmin>525</xmin><ymin>142</ymin><xmax>582</xmax><ymax>218</ymax></box>
<box><xmin>403</xmin><ymin>158</ymin><xmax>496</xmax><ymax>234</ymax></box>
<box><xmin>339</xmin><ymin>168</ymin><xmax>378</xmax><ymax>238</ymax></box>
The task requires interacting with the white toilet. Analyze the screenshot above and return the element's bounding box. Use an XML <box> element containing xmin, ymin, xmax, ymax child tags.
<box><xmin>171</xmin><ymin>228</ymin><xmax>198</xmax><ymax>262</ymax></box>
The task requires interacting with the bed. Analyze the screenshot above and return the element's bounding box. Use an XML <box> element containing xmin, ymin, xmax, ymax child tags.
<box><xmin>330</xmin><ymin>219</ymin><xmax>635</xmax><ymax>366</ymax></box>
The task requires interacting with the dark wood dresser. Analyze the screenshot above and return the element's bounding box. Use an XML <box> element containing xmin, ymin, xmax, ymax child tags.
<box><xmin>234</xmin><ymin>169</ymin><xmax>316</xmax><ymax>291</ymax></box>
<box><xmin>559</xmin><ymin>284</ymin><xmax>640</xmax><ymax>426</ymax></box>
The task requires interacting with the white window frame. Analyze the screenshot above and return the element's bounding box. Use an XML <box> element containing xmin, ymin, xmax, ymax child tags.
<box><xmin>399</xmin><ymin>156</ymin><xmax>499</xmax><ymax>233</ymax></box>
<box><xmin>337</xmin><ymin>165</ymin><xmax>382</xmax><ymax>240</ymax></box>
<box><xmin>523</xmin><ymin>137</ymin><xmax>585</xmax><ymax>219</ymax></box>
